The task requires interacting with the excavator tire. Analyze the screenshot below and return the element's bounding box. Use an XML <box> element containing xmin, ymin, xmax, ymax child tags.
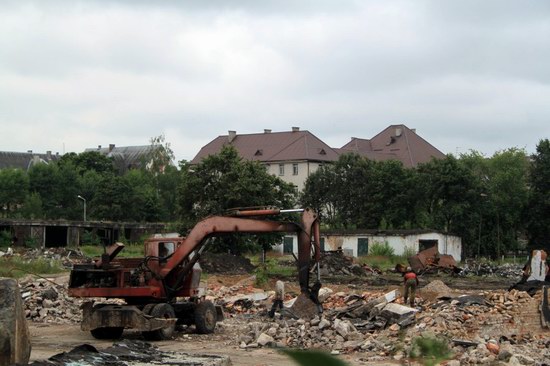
<box><xmin>195</xmin><ymin>300</ymin><xmax>216</xmax><ymax>334</ymax></box>
<box><xmin>0</xmin><ymin>278</ymin><xmax>31</xmax><ymax>365</ymax></box>
<box><xmin>90</xmin><ymin>327</ymin><xmax>124</xmax><ymax>340</ymax></box>
<box><xmin>142</xmin><ymin>303</ymin><xmax>176</xmax><ymax>341</ymax></box>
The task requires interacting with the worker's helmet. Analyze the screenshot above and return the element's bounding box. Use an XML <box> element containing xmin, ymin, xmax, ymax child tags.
<box><xmin>406</xmin><ymin>267</ymin><xmax>412</xmax><ymax>272</ymax></box>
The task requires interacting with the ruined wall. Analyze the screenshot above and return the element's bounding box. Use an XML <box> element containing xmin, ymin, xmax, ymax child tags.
<box><xmin>273</xmin><ymin>232</ymin><xmax>462</xmax><ymax>260</ymax></box>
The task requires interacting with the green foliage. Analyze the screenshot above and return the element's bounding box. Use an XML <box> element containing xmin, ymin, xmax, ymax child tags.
<box><xmin>253</xmin><ymin>258</ymin><xmax>295</xmax><ymax>286</ymax></box>
<box><xmin>401</xmin><ymin>246</ymin><xmax>416</xmax><ymax>259</ymax></box>
<box><xmin>146</xmin><ymin>134</ymin><xmax>175</xmax><ymax>174</ymax></box>
<box><xmin>281</xmin><ymin>349</ymin><xmax>350</xmax><ymax>366</ymax></box>
<box><xmin>0</xmin><ymin>230</ymin><xmax>12</xmax><ymax>248</ymax></box>
<box><xmin>59</xmin><ymin>151</ymin><xmax>115</xmax><ymax>176</ymax></box>
<box><xmin>369</xmin><ymin>241</ymin><xmax>395</xmax><ymax>257</ymax></box>
<box><xmin>301</xmin><ymin>154</ymin><xmax>417</xmax><ymax>230</ymax></box>
<box><xmin>409</xmin><ymin>335</ymin><xmax>452</xmax><ymax>366</ymax></box>
<box><xmin>81</xmin><ymin>230</ymin><xmax>100</xmax><ymax>246</ymax></box>
<box><xmin>527</xmin><ymin>139</ymin><xmax>550</xmax><ymax>252</ymax></box>
<box><xmin>0</xmin><ymin>256</ymin><xmax>65</xmax><ymax>278</ymax></box>
<box><xmin>0</xmin><ymin>168</ymin><xmax>29</xmax><ymax>217</ymax></box>
<box><xmin>178</xmin><ymin>146</ymin><xmax>297</xmax><ymax>254</ymax></box>
<box><xmin>20</xmin><ymin>192</ymin><xmax>44</xmax><ymax>219</ymax></box>
<box><xmin>80</xmin><ymin>244</ymin><xmax>144</xmax><ymax>258</ymax></box>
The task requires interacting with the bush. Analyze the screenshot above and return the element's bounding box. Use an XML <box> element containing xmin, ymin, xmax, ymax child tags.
<box><xmin>409</xmin><ymin>335</ymin><xmax>452</xmax><ymax>366</ymax></box>
<box><xmin>81</xmin><ymin>230</ymin><xmax>100</xmax><ymax>246</ymax></box>
<box><xmin>0</xmin><ymin>230</ymin><xmax>12</xmax><ymax>248</ymax></box>
<box><xmin>369</xmin><ymin>241</ymin><xmax>395</xmax><ymax>257</ymax></box>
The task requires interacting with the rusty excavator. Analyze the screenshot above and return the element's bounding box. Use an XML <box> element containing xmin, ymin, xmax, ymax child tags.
<box><xmin>68</xmin><ymin>208</ymin><xmax>322</xmax><ymax>340</ymax></box>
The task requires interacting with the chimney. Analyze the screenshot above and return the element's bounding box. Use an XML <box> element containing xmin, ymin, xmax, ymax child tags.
<box><xmin>292</xmin><ymin>127</ymin><xmax>300</xmax><ymax>132</ymax></box>
<box><xmin>109</xmin><ymin>144</ymin><xmax>115</xmax><ymax>152</ymax></box>
<box><xmin>46</xmin><ymin>151</ymin><xmax>52</xmax><ymax>159</ymax></box>
<box><xmin>228</xmin><ymin>130</ymin><xmax>237</xmax><ymax>143</ymax></box>
<box><xmin>411</xmin><ymin>128</ymin><xmax>416</xmax><ymax>133</ymax></box>
<box><xmin>264</xmin><ymin>129</ymin><xmax>272</xmax><ymax>134</ymax></box>
<box><xmin>395</xmin><ymin>128</ymin><xmax>402</xmax><ymax>137</ymax></box>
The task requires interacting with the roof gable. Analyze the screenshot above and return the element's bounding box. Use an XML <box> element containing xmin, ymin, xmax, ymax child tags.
<box><xmin>340</xmin><ymin>125</ymin><xmax>445</xmax><ymax>167</ymax></box>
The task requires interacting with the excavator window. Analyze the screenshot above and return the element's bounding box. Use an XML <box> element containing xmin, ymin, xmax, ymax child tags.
<box><xmin>159</xmin><ymin>242</ymin><xmax>175</xmax><ymax>262</ymax></box>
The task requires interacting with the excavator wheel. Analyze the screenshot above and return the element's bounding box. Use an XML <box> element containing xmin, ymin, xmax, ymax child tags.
<box><xmin>195</xmin><ymin>300</ymin><xmax>216</xmax><ymax>334</ymax></box>
<box><xmin>142</xmin><ymin>303</ymin><xmax>176</xmax><ymax>341</ymax></box>
<box><xmin>90</xmin><ymin>327</ymin><xmax>124</xmax><ymax>340</ymax></box>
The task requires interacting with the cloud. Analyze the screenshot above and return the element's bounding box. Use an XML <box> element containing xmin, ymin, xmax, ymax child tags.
<box><xmin>0</xmin><ymin>1</ymin><xmax>549</xmax><ymax>161</ymax></box>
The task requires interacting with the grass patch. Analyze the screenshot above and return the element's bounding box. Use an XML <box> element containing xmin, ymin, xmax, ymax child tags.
<box><xmin>369</xmin><ymin>241</ymin><xmax>395</xmax><ymax>257</ymax></box>
<box><xmin>357</xmin><ymin>255</ymin><xmax>407</xmax><ymax>270</ymax></box>
<box><xmin>409</xmin><ymin>335</ymin><xmax>452</xmax><ymax>366</ymax></box>
<box><xmin>253</xmin><ymin>256</ymin><xmax>296</xmax><ymax>287</ymax></box>
<box><xmin>80</xmin><ymin>244</ymin><xmax>144</xmax><ymax>258</ymax></box>
<box><xmin>0</xmin><ymin>256</ymin><xmax>65</xmax><ymax>278</ymax></box>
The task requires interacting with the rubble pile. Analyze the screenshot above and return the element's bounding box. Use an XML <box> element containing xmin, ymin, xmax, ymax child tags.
<box><xmin>206</xmin><ymin>277</ymin><xmax>272</xmax><ymax>315</ymax></box>
<box><xmin>461</xmin><ymin>261</ymin><xmax>523</xmax><ymax>278</ymax></box>
<box><xmin>319</xmin><ymin>251</ymin><xmax>370</xmax><ymax>277</ymax></box>
<box><xmin>19</xmin><ymin>277</ymin><xmax>83</xmax><ymax>324</ymax></box>
<box><xmin>233</xmin><ymin>283</ymin><xmax>550</xmax><ymax>364</ymax></box>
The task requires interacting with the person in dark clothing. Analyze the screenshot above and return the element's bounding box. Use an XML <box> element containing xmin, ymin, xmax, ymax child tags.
<box><xmin>403</xmin><ymin>267</ymin><xmax>419</xmax><ymax>307</ymax></box>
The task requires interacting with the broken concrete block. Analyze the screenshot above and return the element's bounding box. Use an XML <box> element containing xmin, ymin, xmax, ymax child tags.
<box><xmin>380</xmin><ymin>303</ymin><xmax>418</xmax><ymax>324</ymax></box>
<box><xmin>257</xmin><ymin>333</ymin><xmax>274</xmax><ymax>346</ymax></box>
<box><xmin>0</xmin><ymin>278</ymin><xmax>31</xmax><ymax>365</ymax></box>
<box><xmin>318</xmin><ymin>318</ymin><xmax>331</xmax><ymax>330</ymax></box>
<box><xmin>318</xmin><ymin>287</ymin><xmax>334</xmax><ymax>302</ymax></box>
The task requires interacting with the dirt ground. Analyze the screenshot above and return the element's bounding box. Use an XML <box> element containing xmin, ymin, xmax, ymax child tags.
<box><xmin>26</xmin><ymin>272</ymin><xmax>520</xmax><ymax>366</ymax></box>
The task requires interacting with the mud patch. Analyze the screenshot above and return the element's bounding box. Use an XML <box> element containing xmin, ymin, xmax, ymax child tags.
<box><xmin>29</xmin><ymin>340</ymin><xmax>230</xmax><ymax>366</ymax></box>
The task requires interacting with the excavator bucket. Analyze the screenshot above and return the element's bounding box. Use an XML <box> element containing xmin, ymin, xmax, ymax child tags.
<box><xmin>287</xmin><ymin>292</ymin><xmax>322</xmax><ymax>320</ymax></box>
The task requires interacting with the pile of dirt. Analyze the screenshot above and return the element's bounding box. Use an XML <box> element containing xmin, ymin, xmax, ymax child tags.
<box><xmin>199</xmin><ymin>252</ymin><xmax>256</xmax><ymax>274</ymax></box>
<box><xmin>319</xmin><ymin>251</ymin><xmax>367</xmax><ymax>277</ymax></box>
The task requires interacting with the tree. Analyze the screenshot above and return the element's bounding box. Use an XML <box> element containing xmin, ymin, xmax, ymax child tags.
<box><xmin>301</xmin><ymin>153</ymin><xmax>417</xmax><ymax>230</ymax></box>
<box><xmin>90</xmin><ymin>174</ymin><xmax>131</xmax><ymax>221</ymax></box>
<box><xmin>123</xmin><ymin>169</ymin><xmax>162</xmax><ymax>222</ymax></box>
<box><xmin>527</xmin><ymin>139</ymin><xmax>550</xmax><ymax>251</ymax></box>
<box><xmin>28</xmin><ymin>163</ymin><xmax>62</xmax><ymax>219</ymax></box>
<box><xmin>59</xmin><ymin>151</ymin><xmax>115</xmax><ymax>176</ymax></box>
<box><xmin>177</xmin><ymin>146</ymin><xmax>297</xmax><ymax>254</ymax></box>
<box><xmin>145</xmin><ymin>134</ymin><xmax>175</xmax><ymax>174</ymax></box>
<box><xmin>416</xmin><ymin>155</ymin><xmax>478</xmax><ymax>233</ymax></box>
<box><xmin>0</xmin><ymin>168</ymin><xmax>29</xmax><ymax>217</ymax></box>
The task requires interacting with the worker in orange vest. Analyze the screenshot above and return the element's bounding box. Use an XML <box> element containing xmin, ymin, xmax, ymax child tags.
<box><xmin>403</xmin><ymin>267</ymin><xmax>419</xmax><ymax>307</ymax></box>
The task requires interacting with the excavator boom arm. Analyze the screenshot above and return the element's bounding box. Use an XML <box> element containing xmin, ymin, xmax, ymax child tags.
<box><xmin>159</xmin><ymin>208</ymin><xmax>321</xmax><ymax>297</ymax></box>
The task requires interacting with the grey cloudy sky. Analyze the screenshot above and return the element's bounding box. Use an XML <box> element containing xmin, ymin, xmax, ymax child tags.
<box><xmin>1</xmin><ymin>0</ymin><xmax>549</xmax><ymax>162</ymax></box>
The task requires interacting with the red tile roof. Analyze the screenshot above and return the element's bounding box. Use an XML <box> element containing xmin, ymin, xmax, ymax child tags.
<box><xmin>340</xmin><ymin>125</ymin><xmax>445</xmax><ymax>167</ymax></box>
<box><xmin>190</xmin><ymin>129</ymin><xmax>339</xmax><ymax>164</ymax></box>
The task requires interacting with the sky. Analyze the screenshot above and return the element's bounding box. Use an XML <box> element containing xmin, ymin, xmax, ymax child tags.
<box><xmin>1</xmin><ymin>0</ymin><xmax>549</xmax><ymax>163</ymax></box>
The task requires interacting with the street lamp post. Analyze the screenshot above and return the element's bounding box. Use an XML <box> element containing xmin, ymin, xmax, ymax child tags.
<box><xmin>77</xmin><ymin>195</ymin><xmax>87</xmax><ymax>222</ymax></box>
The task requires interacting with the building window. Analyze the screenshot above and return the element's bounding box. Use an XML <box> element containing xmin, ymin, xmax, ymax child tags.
<box><xmin>293</xmin><ymin>163</ymin><xmax>298</xmax><ymax>175</ymax></box>
<box><xmin>279</xmin><ymin>164</ymin><xmax>285</xmax><ymax>176</ymax></box>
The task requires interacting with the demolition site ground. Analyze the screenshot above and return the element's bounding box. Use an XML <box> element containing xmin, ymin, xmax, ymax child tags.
<box><xmin>17</xmin><ymin>248</ymin><xmax>549</xmax><ymax>366</ymax></box>
<box><xmin>28</xmin><ymin>272</ymin><xmax>520</xmax><ymax>366</ymax></box>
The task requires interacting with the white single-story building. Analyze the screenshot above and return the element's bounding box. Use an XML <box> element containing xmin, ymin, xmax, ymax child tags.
<box><xmin>273</xmin><ymin>229</ymin><xmax>462</xmax><ymax>262</ymax></box>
